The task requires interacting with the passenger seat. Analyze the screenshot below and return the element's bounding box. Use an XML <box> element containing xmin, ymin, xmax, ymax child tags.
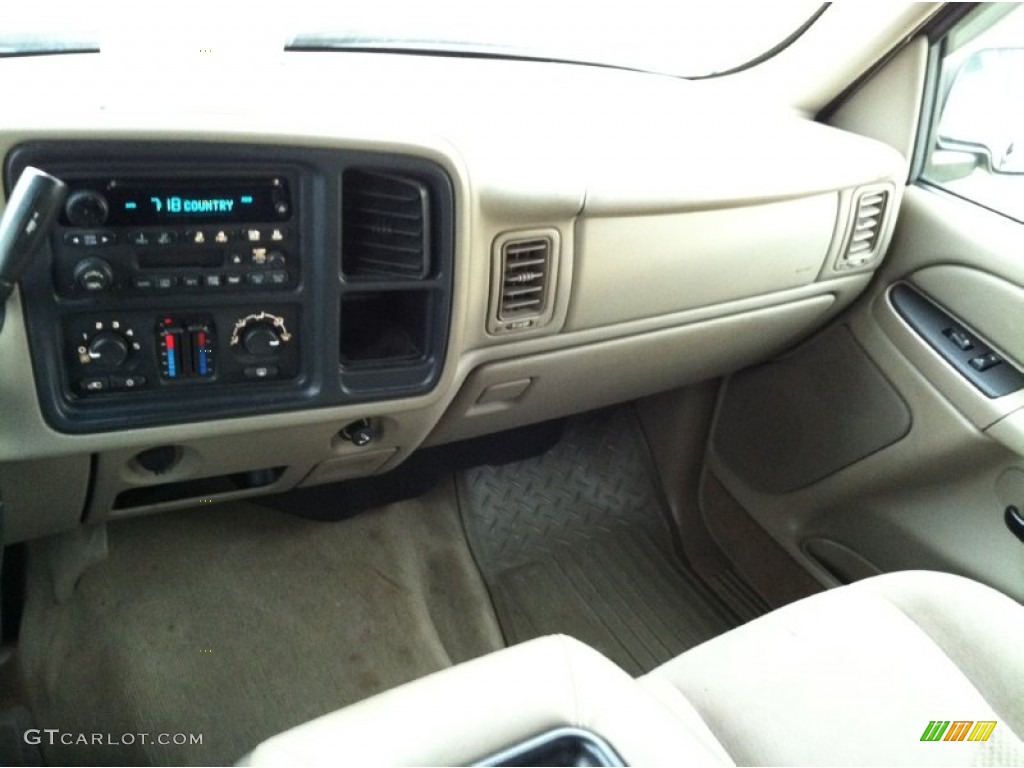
<box><xmin>241</xmin><ymin>571</ymin><xmax>1024</xmax><ymax>766</ymax></box>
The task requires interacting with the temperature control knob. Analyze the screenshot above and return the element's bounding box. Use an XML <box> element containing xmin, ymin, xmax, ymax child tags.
<box><xmin>73</xmin><ymin>257</ymin><xmax>114</xmax><ymax>292</ymax></box>
<box><xmin>86</xmin><ymin>330</ymin><xmax>129</xmax><ymax>368</ymax></box>
<box><xmin>243</xmin><ymin>325</ymin><xmax>282</xmax><ymax>357</ymax></box>
<box><xmin>64</xmin><ymin>190</ymin><xmax>109</xmax><ymax>228</ymax></box>
<box><xmin>230</xmin><ymin>311</ymin><xmax>293</xmax><ymax>358</ymax></box>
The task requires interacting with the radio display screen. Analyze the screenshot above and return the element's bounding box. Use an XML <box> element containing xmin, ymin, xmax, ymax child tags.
<box><xmin>101</xmin><ymin>178</ymin><xmax>291</xmax><ymax>225</ymax></box>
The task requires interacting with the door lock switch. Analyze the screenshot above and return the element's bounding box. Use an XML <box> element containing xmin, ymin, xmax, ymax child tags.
<box><xmin>943</xmin><ymin>326</ymin><xmax>975</xmax><ymax>351</ymax></box>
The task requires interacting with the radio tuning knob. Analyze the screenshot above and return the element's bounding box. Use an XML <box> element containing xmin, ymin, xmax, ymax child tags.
<box><xmin>73</xmin><ymin>256</ymin><xmax>114</xmax><ymax>292</ymax></box>
<box><xmin>86</xmin><ymin>330</ymin><xmax>129</xmax><ymax>368</ymax></box>
<box><xmin>65</xmin><ymin>190</ymin><xmax>110</xmax><ymax>228</ymax></box>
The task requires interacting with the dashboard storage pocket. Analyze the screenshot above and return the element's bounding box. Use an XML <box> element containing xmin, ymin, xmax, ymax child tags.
<box><xmin>113</xmin><ymin>467</ymin><xmax>286</xmax><ymax>509</ymax></box>
<box><xmin>340</xmin><ymin>291</ymin><xmax>429</xmax><ymax>364</ymax></box>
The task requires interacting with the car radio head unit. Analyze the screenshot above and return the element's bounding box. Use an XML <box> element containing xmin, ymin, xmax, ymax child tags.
<box><xmin>63</xmin><ymin>177</ymin><xmax>292</xmax><ymax>227</ymax></box>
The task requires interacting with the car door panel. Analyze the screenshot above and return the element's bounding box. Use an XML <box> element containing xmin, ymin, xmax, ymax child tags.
<box><xmin>708</xmin><ymin>180</ymin><xmax>1024</xmax><ymax>605</ymax></box>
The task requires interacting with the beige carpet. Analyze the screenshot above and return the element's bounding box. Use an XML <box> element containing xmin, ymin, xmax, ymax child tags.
<box><xmin>16</xmin><ymin>477</ymin><xmax>503</xmax><ymax>766</ymax></box>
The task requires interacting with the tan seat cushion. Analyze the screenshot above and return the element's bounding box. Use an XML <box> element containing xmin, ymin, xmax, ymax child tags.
<box><xmin>642</xmin><ymin>570</ymin><xmax>1024</xmax><ymax>766</ymax></box>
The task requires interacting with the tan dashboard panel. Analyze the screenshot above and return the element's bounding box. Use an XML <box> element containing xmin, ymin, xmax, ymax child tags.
<box><xmin>0</xmin><ymin>455</ymin><xmax>90</xmax><ymax>543</ymax></box>
<box><xmin>567</xmin><ymin>194</ymin><xmax>838</xmax><ymax>331</ymax></box>
<box><xmin>428</xmin><ymin>294</ymin><xmax>836</xmax><ymax>446</ymax></box>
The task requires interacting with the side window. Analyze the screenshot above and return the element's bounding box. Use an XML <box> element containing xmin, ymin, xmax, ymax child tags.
<box><xmin>923</xmin><ymin>4</ymin><xmax>1024</xmax><ymax>221</ymax></box>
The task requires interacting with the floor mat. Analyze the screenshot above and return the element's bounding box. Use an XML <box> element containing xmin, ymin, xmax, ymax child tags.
<box><xmin>16</xmin><ymin>478</ymin><xmax>503</xmax><ymax>766</ymax></box>
<box><xmin>458</xmin><ymin>407</ymin><xmax>765</xmax><ymax>676</ymax></box>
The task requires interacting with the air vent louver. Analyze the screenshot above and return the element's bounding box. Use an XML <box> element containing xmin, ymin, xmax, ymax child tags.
<box><xmin>842</xmin><ymin>189</ymin><xmax>889</xmax><ymax>268</ymax></box>
<box><xmin>342</xmin><ymin>170</ymin><xmax>430</xmax><ymax>279</ymax></box>
<box><xmin>498</xmin><ymin>238</ymin><xmax>551</xmax><ymax>322</ymax></box>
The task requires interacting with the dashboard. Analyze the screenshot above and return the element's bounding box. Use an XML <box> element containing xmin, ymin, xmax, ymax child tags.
<box><xmin>9</xmin><ymin>142</ymin><xmax>454</xmax><ymax>432</ymax></box>
<box><xmin>0</xmin><ymin>51</ymin><xmax>905</xmax><ymax>542</ymax></box>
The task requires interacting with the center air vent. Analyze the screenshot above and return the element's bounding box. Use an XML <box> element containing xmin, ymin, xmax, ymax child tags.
<box><xmin>489</xmin><ymin>230</ymin><xmax>560</xmax><ymax>334</ymax></box>
<box><xmin>839</xmin><ymin>188</ymin><xmax>890</xmax><ymax>269</ymax></box>
<box><xmin>342</xmin><ymin>169</ymin><xmax>430</xmax><ymax>279</ymax></box>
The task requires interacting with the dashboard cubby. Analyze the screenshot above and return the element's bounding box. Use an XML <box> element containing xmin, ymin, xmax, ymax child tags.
<box><xmin>340</xmin><ymin>291</ymin><xmax>431</xmax><ymax>365</ymax></box>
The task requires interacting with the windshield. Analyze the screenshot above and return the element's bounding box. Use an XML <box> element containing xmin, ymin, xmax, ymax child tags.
<box><xmin>2</xmin><ymin>2</ymin><xmax>826</xmax><ymax>78</ymax></box>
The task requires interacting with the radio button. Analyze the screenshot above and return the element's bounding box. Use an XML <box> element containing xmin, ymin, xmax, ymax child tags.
<box><xmin>225</xmin><ymin>273</ymin><xmax>244</xmax><ymax>287</ymax></box>
<box><xmin>185</xmin><ymin>230</ymin><xmax>207</xmax><ymax>245</ymax></box>
<box><xmin>205</xmin><ymin>274</ymin><xmax>223</xmax><ymax>288</ymax></box>
<box><xmin>66</xmin><ymin>190</ymin><xmax>110</xmax><ymax>228</ymax></box>
<box><xmin>247</xmin><ymin>272</ymin><xmax>267</xmax><ymax>287</ymax></box>
<box><xmin>213</xmin><ymin>229</ymin><xmax>232</xmax><ymax>244</ymax></box>
<box><xmin>228</xmin><ymin>252</ymin><xmax>246</xmax><ymax>266</ymax></box>
<box><xmin>74</xmin><ymin>257</ymin><xmax>114</xmax><ymax>292</ymax></box>
<box><xmin>65</xmin><ymin>231</ymin><xmax>116</xmax><ymax>247</ymax></box>
<box><xmin>269</xmin><ymin>227</ymin><xmax>287</xmax><ymax>242</ymax></box>
<box><xmin>155</xmin><ymin>230</ymin><xmax>178</xmax><ymax>246</ymax></box>
<box><xmin>155</xmin><ymin>275</ymin><xmax>177</xmax><ymax>290</ymax></box>
<box><xmin>268</xmin><ymin>270</ymin><xmax>289</xmax><ymax>286</ymax></box>
<box><xmin>243</xmin><ymin>228</ymin><xmax>263</xmax><ymax>243</ymax></box>
<box><xmin>133</xmin><ymin>275</ymin><xmax>155</xmax><ymax>290</ymax></box>
<box><xmin>181</xmin><ymin>274</ymin><xmax>202</xmax><ymax>288</ymax></box>
<box><xmin>129</xmin><ymin>231</ymin><xmax>152</xmax><ymax>246</ymax></box>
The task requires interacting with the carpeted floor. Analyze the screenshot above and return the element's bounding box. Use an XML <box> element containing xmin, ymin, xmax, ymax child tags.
<box><xmin>12</xmin><ymin>406</ymin><xmax>771</xmax><ymax>766</ymax></box>
<box><xmin>15</xmin><ymin>478</ymin><xmax>503</xmax><ymax>766</ymax></box>
<box><xmin>458</xmin><ymin>407</ymin><xmax>767</xmax><ymax>676</ymax></box>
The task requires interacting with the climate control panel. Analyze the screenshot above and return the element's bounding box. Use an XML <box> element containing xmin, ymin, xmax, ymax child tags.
<box><xmin>66</xmin><ymin>307</ymin><xmax>300</xmax><ymax>396</ymax></box>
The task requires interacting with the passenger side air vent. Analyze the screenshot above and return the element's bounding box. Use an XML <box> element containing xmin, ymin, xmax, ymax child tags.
<box><xmin>838</xmin><ymin>188</ymin><xmax>889</xmax><ymax>270</ymax></box>
<box><xmin>342</xmin><ymin>169</ymin><xmax>430</xmax><ymax>279</ymax></box>
<box><xmin>489</xmin><ymin>230</ymin><xmax>560</xmax><ymax>334</ymax></box>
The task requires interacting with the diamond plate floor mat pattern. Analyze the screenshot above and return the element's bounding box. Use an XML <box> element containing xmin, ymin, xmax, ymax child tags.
<box><xmin>458</xmin><ymin>407</ymin><xmax>758</xmax><ymax>676</ymax></box>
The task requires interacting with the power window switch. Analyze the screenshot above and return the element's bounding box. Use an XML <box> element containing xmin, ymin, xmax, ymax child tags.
<box><xmin>969</xmin><ymin>353</ymin><xmax>1002</xmax><ymax>372</ymax></box>
<box><xmin>943</xmin><ymin>326</ymin><xmax>974</xmax><ymax>351</ymax></box>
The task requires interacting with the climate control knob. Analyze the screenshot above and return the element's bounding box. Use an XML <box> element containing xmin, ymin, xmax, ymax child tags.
<box><xmin>65</xmin><ymin>189</ymin><xmax>110</xmax><ymax>228</ymax></box>
<box><xmin>242</xmin><ymin>325</ymin><xmax>282</xmax><ymax>357</ymax></box>
<box><xmin>86</xmin><ymin>330</ymin><xmax>129</xmax><ymax>368</ymax></box>
<box><xmin>73</xmin><ymin>257</ymin><xmax>114</xmax><ymax>292</ymax></box>
<box><xmin>230</xmin><ymin>311</ymin><xmax>293</xmax><ymax>358</ymax></box>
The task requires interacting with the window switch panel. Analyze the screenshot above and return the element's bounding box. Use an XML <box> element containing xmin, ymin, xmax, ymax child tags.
<box><xmin>890</xmin><ymin>284</ymin><xmax>1024</xmax><ymax>399</ymax></box>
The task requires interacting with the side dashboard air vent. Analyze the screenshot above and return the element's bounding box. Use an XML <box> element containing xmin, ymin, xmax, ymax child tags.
<box><xmin>342</xmin><ymin>169</ymin><xmax>430</xmax><ymax>279</ymax></box>
<box><xmin>489</xmin><ymin>230</ymin><xmax>560</xmax><ymax>334</ymax></box>
<box><xmin>839</xmin><ymin>188</ymin><xmax>889</xmax><ymax>269</ymax></box>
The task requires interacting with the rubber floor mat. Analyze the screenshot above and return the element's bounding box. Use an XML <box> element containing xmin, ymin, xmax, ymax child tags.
<box><xmin>458</xmin><ymin>407</ymin><xmax>762</xmax><ymax>675</ymax></box>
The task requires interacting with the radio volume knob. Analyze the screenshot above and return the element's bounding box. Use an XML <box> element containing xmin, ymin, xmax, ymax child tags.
<box><xmin>65</xmin><ymin>190</ymin><xmax>110</xmax><ymax>227</ymax></box>
<box><xmin>73</xmin><ymin>257</ymin><xmax>114</xmax><ymax>292</ymax></box>
<box><xmin>87</xmin><ymin>330</ymin><xmax>129</xmax><ymax>368</ymax></box>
